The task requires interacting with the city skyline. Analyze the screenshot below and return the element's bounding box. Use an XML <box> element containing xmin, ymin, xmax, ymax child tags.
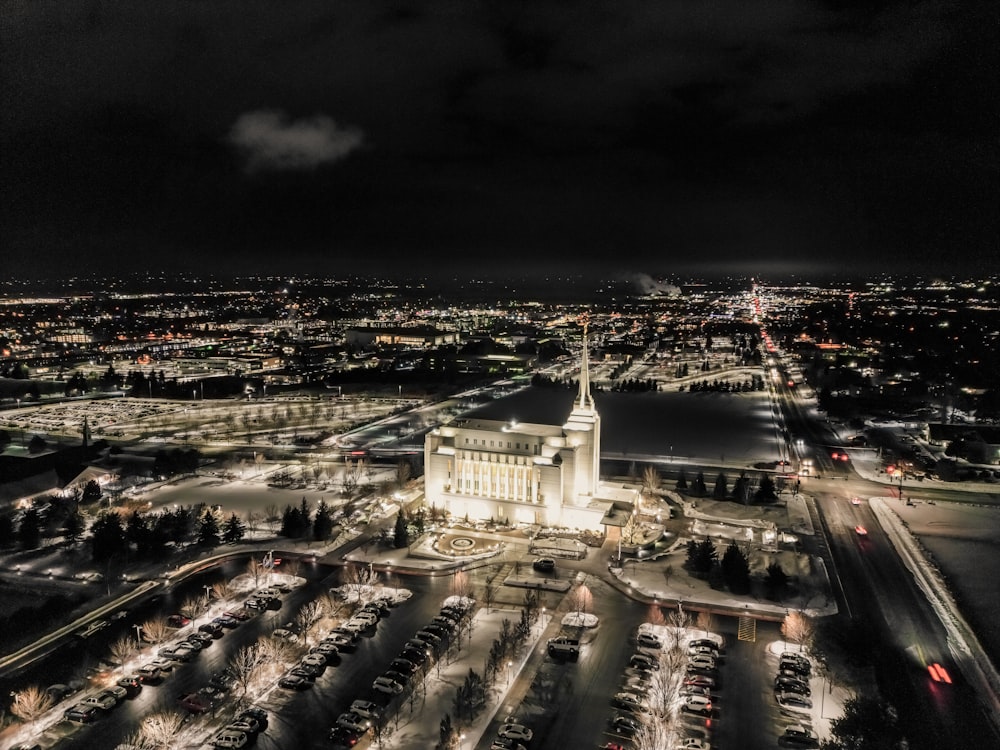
<box><xmin>2</xmin><ymin>1</ymin><xmax>997</xmax><ymax>279</ymax></box>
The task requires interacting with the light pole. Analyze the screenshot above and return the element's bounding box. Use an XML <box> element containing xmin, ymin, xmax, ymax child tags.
<box><xmin>133</xmin><ymin>624</ymin><xmax>143</xmax><ymax>650</ymax></box>
<box><xmin>506</xmin><ymin>660</ymin><xmax>513</xmax><ymax>686</ymax></box>
<box><xmin>203</xmin><ymin>585</ymin><xmax>212</xmax><ymax>615</ymax></box>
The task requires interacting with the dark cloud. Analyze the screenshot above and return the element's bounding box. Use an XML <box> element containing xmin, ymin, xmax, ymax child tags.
<box><xmin>1</xmin><ymin>0</ymin><xmax>996</xmax><ymax>278</ymax></box>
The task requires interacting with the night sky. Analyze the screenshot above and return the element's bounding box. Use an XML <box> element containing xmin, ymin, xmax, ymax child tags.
<box><xmin>2</xmin><ymin>1</ymin><xmax>997</xmax><ymax>280</ymax></box>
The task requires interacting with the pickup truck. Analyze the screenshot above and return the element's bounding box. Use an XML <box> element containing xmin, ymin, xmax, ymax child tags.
<box><xmin>547</xmin><ymin>637</ymin><xmax>580</xmax><ymax>659</ymax></box>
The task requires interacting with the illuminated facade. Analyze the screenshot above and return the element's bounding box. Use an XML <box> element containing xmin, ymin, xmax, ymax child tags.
<box><xmin>424</xmin><ymin>327</ymin><xmax>632</xmax><ymax>530</ymax></box>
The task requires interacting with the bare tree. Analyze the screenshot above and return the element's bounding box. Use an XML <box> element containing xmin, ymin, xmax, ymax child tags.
<box><xmin>632</xmin><ymin>713</ymin><xmax>674</xmax><ymax>750</ymax></box>
<box><xmin>642</xmin><ymin>465</ymin><xmax>661</xmax><ymax>499</ymax></box>
<box><xmin>696</xmin><ymin>610</ymin><xmax>716</xmax><ymax>634</ymax></box>
<box><xmin>568</xmin><ymin>583</ymin><xmax>593</xmax><ymax>616</ymax></box>
<box><xmin>230</xmin><ymin>644</ymin><xmax>267</xmax><ymax>704</ymax></box>
<box><xmin>295</xmin><ymin>601</ymin><xmax>324</xmax><ymax>645</ymax></box>
<box><xmin>450</xmin><ymin>569</ymin><xmax>474</xmax><ymax>601</ymax></box>
<box><xmin>257</xmin><ymin>636</ymin><xmax>297</xmax><ymax>669</ymax></box>
<box><xmin>10</xmin><ymin>686</ymin><xmax>53</xmax><ymax>727</ymax></box>
<box><xmin>211</xmin><ymin>580</ymin><xmax>232</xmax><ymax>601</ymax></box>
<box><xmin>282</xmin><ymin>558</ymin><xmax>301</xmax><ymax>579</ymax></box>
<box><xmin>483</xmin><ymin>580</ymin><xmax>497</xmax><ymax>614</ymax></box>
<box><xmin>668</xmin><ymin>604</ymin><xmax>691</xmax><ymax>630</ymax></box>
<box><xmin>341</xmin><ymin>563</ymin><xmax>380</xmax><ymax>603</ymax></box>
<box><xmin>314</xmin><ymin>591</ymin><xmax>347</xmax><ymax>625</ymax></box>
<box><xmin>395</xmin><ymin>459</ymin><xmax>412</xmax><ymax>491</ymax></box>
<box><xmin>179</xmin><ymin>595</ymin><xmax>205</xmax><ymax>619</ymax></box>
<box><xmin>245</xmin><ymin>510</ymin><xmax>263</xmax><ymax>535</ymax></box>
<box><xmin>109</xmin><ymin>636</ymin><xmax>135</xmax><ymax>673</ymax></box>
<box><xmin>246</xmin><ymin>556</ymin><xmax>265</xmax><ymax>588</ymax></box>
<box><xmin>264</xmin><ymin>504</ymin><xmax>280</xmax><ymax>532</ymax></box>
<box><xmin>781</xmin><ymin>611</ymin><xmax>815</xmax><ymax>652</ymax></box>
<box><xmin>140</xmin><ymin>618</ymin><xmax>170</xmax><ymax>648</ymax></box>
<box><xmin>138</xmin><ymin>711</ymin><xmax>185</xmax><ymax>749</ymax></box>
<box><xmin>646</xmin><ymin>603</ymin><xmax>666</xmax><ymax>627</ymax></box>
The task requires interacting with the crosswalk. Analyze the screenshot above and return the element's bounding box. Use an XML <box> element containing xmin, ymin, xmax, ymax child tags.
<box><xmin>737</xmin><ymin>614</ymin><xmax>756</xmax><ymax>642</ymax></box>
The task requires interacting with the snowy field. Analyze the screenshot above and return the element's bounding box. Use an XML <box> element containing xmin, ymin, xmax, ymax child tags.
<box><xmin>894</xmin><ymin>500</ymin><xmax>1000</xmax><ymax>666</ymax></box>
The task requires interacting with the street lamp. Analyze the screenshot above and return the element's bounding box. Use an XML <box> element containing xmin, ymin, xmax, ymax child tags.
<box><xmin>507</xmin><ymin>660</ymin><xmax>513</xmax><ymax>686</ymax></box>
<box><xmin>203</xmin><ymin>584</ymin><xmax>212</xmax><ymax>614</ymax></box>
<box><xmin>133</xmin><ymin>624</ymin><xmax>143</xmax><ymax>649</ymax></box>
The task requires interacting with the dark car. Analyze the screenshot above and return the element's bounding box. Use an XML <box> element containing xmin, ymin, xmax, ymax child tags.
<box><xmin>225</xmin><ymin>609</ymin><xmax>253</xmax><ymax>622</ymax></box>
<box><xmin>292</xmin><ymin>662</ymin><xmax>324</xmax><ymax>679</ymax></box>
<box><xmin>214</xmin><ymin>615</ymin><xmax>240</xmax><ymax>629</ymax></box>
<box><xmin>774</xmin><ymin>676</ymin><xmax>811</xmax><ymax>695</ymax></box>
<box><xmin>278</xmin><ymin>673</ymin><xmax>314</xmax><ymax>690</ymax></box>
<box><xmin>532</xmin><ymin>557</ymin><xmax>556</xmax><ymax>573</ymax></box>
<box><xmin>178</xmin><ymin>692</ymin><xmax>214</xmax><ymax>713</ymax></box>
<box><xmin>63</xmin><ymin>704</ymin><xmax>100</xmax><ymax>723</ymax></box>
<box><xmin>390</xmin><ymin>658</ymin><xmax>418</xmax><ymax>675</ymax></box>
<box><xmin>199</xmin><ymin>622</ymin><xmax>225</xmax><ymax>638</ymax></box>
<box><xmin>779</xmin><ymin>725</ymin><xmax>820</xmax><ymax>748</ymax></box>
<box><xmin>237</xmin><ymin>707</ymin><xmax>268</xmax><ymax>730</ymax></box>
<box><xmin>328</xmin><ymin>725</ymin><xmax>361</xmax><ymax>748</ymax></box>
<box><xmin>116</xmin><ymin>676</ymin><xmax>143</xmax><ymax>697</ymax></box>
<box><xmin>611</xmin><ymin>713</ymin><xmax>641</xmax><ymax>736</ymax></box>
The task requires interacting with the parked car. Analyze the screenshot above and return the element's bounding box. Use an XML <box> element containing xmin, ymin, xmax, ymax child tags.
<box><xmin>300</xmin><ymin>652</ymin><xmax>328</xmax><ymax>669</ymax></box>
<box><xmin>400</xmin><ymin>647</ymin><xmax>429</xmax><ymax>665</ymax></box>
<box><xmin>613</xmin><ymin>691</ymin><xmax>649</xmax><ymax>713</ymax></box>
<box><xmin>676</xmin><ymin>740</ymin><xmax>711</xmax><ymax>750</ymax></box>
<box><xmin>776</xmin><ymin>691</ymin><xmax>813</xmax><ymax>711</ymax></box>
<box><xmin>779</xmin><ymin>725</ymin><xmax>819</xmax><ymax>748</ymax></box>
<box><xmin>214</xmin><ymin>615</ymin><xmax>240</xmax><ymax>629</ymax></box>
<box><xmin>199</xmin><ymin>622</ymin><xmax>224</xmax><ymax>638</ymax></box>
<box><xmin>82</xmin><ymin>691</ymin><xmax>119</xmax><ymax>710</ymax></box>
<box><xmin>211</xmin><ymin>730</ymin><xmax>249</xmax><ymax>749</ymax></box>
<box><xmin>272</xmin><ymin>628</ymin><xmax>300</xmax><ymax>643</ymax></box>
<box><xmin>630</xmin><ymin>653</ymin><xmax>659</xmax><ymax>671</ymax></box>
<box><xmin>136</xmin><ymin>665</ymin><xmax>163</xmax><ymax>684</ymax></box>
<box><xmin>682</xmin><ymin>695</ymin><xmax>713</xmax><ymax>716</ymax></box>
<box><xmin>178</xmin><ymin>693</ymin><xmax>214</xmax><ymax>713</ymax></box>
<box><xmin>491</xmin><ymin>738</ymin><xmax>527</xmax><ymax>750</ymax></box>
<box><xmin>278</xmin><ymin>673</ymin><xmax>313</xmax><ymax>691</ymax></box>
<box><xmin>687</xmin><ymin>638</ymin><xmax>722</xmax><ymax>652</ymax></box>
<box><xmin>336</xmin><ymin>711</ymin><xmax>373</xmax><ymax>733</ymax></box>
<box><xmin>682</xmin><ymin>674</ymin><xmax>716</xmax><ymax>689</ymax></box>
<box><xmin>774</xmin><ymin>676</ymin><xmax>811</xmax><ymax>696</ymax></box>
<box><xmin>236</xmin><ymin>707</ymin><xmax>268</xmax><ymax>730</ymax></box>
<box><xmin>166</xmin><ymin>614</ymin><xmax>191</xmax><ymax>628</ymax></box>
<box><xmin>350</xmin><ymin>700</ymin><xmax>381</xmax><ymax>720</ymax></box>
<box><xmin>389</xmin><ymin>658</ymin><xmax>418</xmax><ymax>675</ymax></box>
<box><xmin>611</xmin><ymin>713</ymin><xmax>642</xmax><ymax>736</ymax></box>
<box><xmin>636</xmin><ymin>632</ymin><xmax>662</xmax><ymax>651</ymax></box>
<box><xmin>116</xmin><ymin>676</ymin><xmax>143</xmax><ymax>697</ymax></box>
<box><xmin>311</xmin><ymin>642</ymin><xmax>340</xmax><ymax>662</ymax></box>
<box><xmin>147</xmin><ymin>658</ymin><xmax>175</xmax><ymax>672</ymax></box>
<box><xmin>160</xmin><ymin>644</ymin><xmax>196</xmax><ymax>662</ymax></box>
<box><xmin>372</xmin><ymin>676</ymin><xmax>405</xmax><ymax>695</ymax></box>
<box><xmin>498</xmin><ymin>724</ymin><xmax>533</xmax><ymax>742</ymax></box>
<box><xmin>532</xmin><ymin>557</ymin><xmax>556</xmax><ymax>572</ymax></box>
<box><xmin>688</xmin><ymin>654</ymin><xmax>717</xmax><ymax>670</ymax></box>
<box><xmin>63</xmin><ymin>704</ymin><xmax>100</xmax><ymax>723</ymax></box>
<box><xmin>291</xmin><ymin>663</ymin><xmax>323</xmax><ymax>679</ymax></box>
<box><xmin>328</xmin><ymin>726</ymin><xmax>361</xmax><ymax>748</ymax></box>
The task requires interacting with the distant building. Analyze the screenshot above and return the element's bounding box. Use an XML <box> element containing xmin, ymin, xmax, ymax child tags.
<box><xmin>346</xmin><ymin>326</ymin><xmax>458</xmax><ymax>348</ymax></box>
<box><xmin>424</xmin><ymin>327</ymin><xmax>637</xmax><ymax>531</ymax></box>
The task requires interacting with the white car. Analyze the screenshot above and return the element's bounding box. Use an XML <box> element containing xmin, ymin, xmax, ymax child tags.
<box><xmin>81</xmin><ymin>692</ymin><xmax>118</xmax><ymax>710</ymax></box>
<box><xmin>272</xmin><ymin>628</ymin><xmax>299</xmax><ymax>643</ymax></box>
<box><xmin>212</xmin><ymin>731</ymin><xmax>249</xmax><ymax>749</ymax></box>
<box><xmin>676</xmin><ymin>740</ymin><xmax>711</xmax><ymax>750</ymax></box>
<box><xmin>372</xmin><ymin>676</ymin><xmax>404</xmax><ymax>695</ymax></box>
<box><xmin>688</xmin><ymin>654</ymin><xmax>717</xmax><ymax>670</ymax></box>
<box><xmin>352</xmin><ymin>611</ymin><xmax>379</xmax><ymax>626</ymax></box>
<box><xmin>350</xmin><ymin>700</ymin><xmax>381</xmax><ymax>719</ymax></box>
<box><xmin>299</xmin><ymin>653</ymin><xmax>327</xmax><ymax>668</ymax></box>
<box><xmin>498</xmin><ymin>724</ymin><xmax>533</xmax><ymax>742</ymax></box>
<box><xmin>682</xmin><ymin>695</ymin><xmax>713</xmax><ymax>716</ymax></box>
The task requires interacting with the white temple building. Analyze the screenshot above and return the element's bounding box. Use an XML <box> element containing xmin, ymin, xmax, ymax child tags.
<box><xmin>423</xmin><ymin>327</ymin><xmax>638</xmax><ymax>531</ymax></box>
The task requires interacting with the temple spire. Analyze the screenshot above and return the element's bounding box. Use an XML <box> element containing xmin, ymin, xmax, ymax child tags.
<box><xmin>578</xmin><ymin>323</ymin><xmax>593</xmax><ymax>410</ymax></box>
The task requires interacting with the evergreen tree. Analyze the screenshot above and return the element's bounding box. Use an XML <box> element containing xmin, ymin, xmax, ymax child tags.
<box><xmin>824</xmin><ymin>695</ymin><xmax>906</xmax><ymax>750</ymax></box>
<box><xmin>755</xmin><ymin>473</ymin><xmax>778</xmax><ymax>502</ymax></box>
<box><xmin>765</xmin><ymin>562</ymin><xmax>789</xmax><ymax>600</ymax></box>
<box><xmin>675</xmin><ymin>469</ymin><xmax>688</xmax><ymax>491</ymax></box>
<box><xmin>197</xmin><ymin>510</ymin><xmax>220</xmax><ymax>546</ymax></box>
<box><xmin>82</xmin><ymin>479</ymin><xmax>102</xmax><ymax>504</ymax></box>
<box><xmin>223</xmin><ymin>513</ymin><xmax>245</xmax><ymax>544</ymax></box>
<box><xmin>732</xmin><ymin>472</ymin><xmax>749</xmax><ymax>504</ymax></box>
<box><xmin>312</xmin><ymin>500</ymin><xmax>333</xmax><ymax>541</ymax></box>
<box><xmin>393</xmin><ymin>512</ymin><xmax>410</xmax><ymax>549</ymax></box>
<box><xmin>712</xmin><ymin>472</ymin><xmax>728</xmax><ymax>499</ymax></box>
<box><xmin>0</xmin><ymin>514</ymin><xmax>15</xmax><ymax>547</ymax></box>
<box><xmin>90</xmin><ymin>512</ymin><xmax>126</xmax><ymax>562</ymax></box>
<box><xmin>63</xmin><ymin>508</ymin><xmax>85</xmax><ymax>543</ymax></box>
<box><xmin>686</xmin><ymin>538</ymin><xmax>717</xmax><ymax>574</ymax></box>
<box><xmin>691</xmin><ymin>471</ymin><xmax>707</xmax><ymax>497</ymax></box>
<box><xmin>17</xmin><ymin>508</ymin><xmax>42</xmax><ymax>549</ymax></box>
<box><xmin>721</xmin><ymin>540</ymin><xmax>751</xmax><ymax>594</ymax></box>
<box><xmin>299</xmin><ymin>497</ymin><xmax>312</xmax><ymax>538</ymax></box>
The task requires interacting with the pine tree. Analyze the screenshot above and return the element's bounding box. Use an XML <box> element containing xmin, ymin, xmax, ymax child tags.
<box><xmin>675</xmin><ymin>469</ymin><xmax>688</xmax><ymax>491</ymax></box>
<box><xmin>198</xmin><ymin>510</ymin><xmax>220</xmax><ymax>547</ymax></box>
<box><xmin>63</xmin><ymin>508</ymin><xmax>85</xmax><ymax>543</ymax></box>
<box><xmin>313</xmin><ymin>500</ymin><xmax>333</xmax><ymax>541</ymax></box>
<box><xmin>17</xmin><ymin>508</ymin><xmax>42</xmax><ymax>549</ymax></box>
<box><xmin>393</xmin><ymin>512</ymin><xmax>410</xmax><ymax>549</ymax></box>
<box><xmin>712</xmin><ymin>472</ymin><xmax>728</xmax><ymax>499</ymax></box>
<box><xmin>223</xmin><ymin>513</ymin><xmax>245</xmax><ymax>544</ymax></box>
<box><xmin>90</xmin><ymin>511</ymin><xmax>126</xmax><ymax>562</ymax></box>
<box><xmin>755</xmin><ymin>473</ymin><xmax>777</xmax><ymax>502</ymax></box>
<box><xmin>691</xmin><ymin>471</ymin><xmax>707</xmax><ymax>497</ymax></box>
<box><xmin>721</xmin><ymin>540</ymin><xmax>751</xmax><ymax>594</ymax></box>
